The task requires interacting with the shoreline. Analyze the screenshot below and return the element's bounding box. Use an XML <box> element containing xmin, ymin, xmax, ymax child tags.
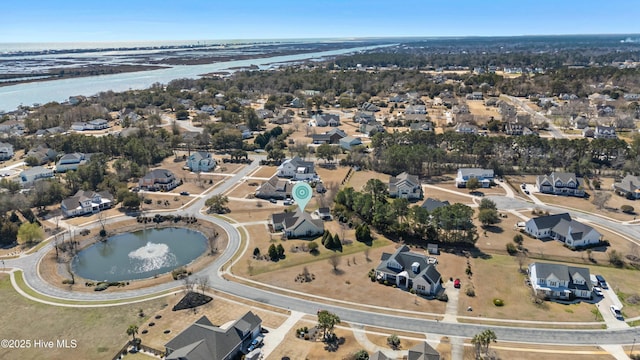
<box><xmin>39</xmin><ymin>219</ymin><xmax>228</xmax><ymax>293</ymax></box>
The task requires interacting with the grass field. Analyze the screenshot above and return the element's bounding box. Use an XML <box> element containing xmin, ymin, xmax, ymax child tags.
<box><xmin>0</xmin><ymin>274</ymin><xmax>168</xmax><ymax>360</ymax></box>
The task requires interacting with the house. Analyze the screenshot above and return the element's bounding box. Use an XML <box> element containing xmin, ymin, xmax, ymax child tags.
<box><xmin>35</xmin><ymin>126</ymin><xmax>64</xmax><ymax>137</ymax></box>
<box><xmin>453</xmin><ymin>122</ymin><xmax>478</xmax><ymax>134</ymax></box>
<box><xmin>408</xmin><ymin>342</ymin><xmax>440</xmax><ymax>360</ymax></box>
<box><xmin>370</xmin><ymin>351</ymin><xmax>391</xmax><ymax>360</ymax></box>
<box><xmin>528</xmin><ymin>262</ymin><xmax>593</xmax><ymax>300</ymax></box>
<box><xmin>536</xmin><ymin>172</ymin><xmax>584</xmax><ymax>197</ymax></box>
<box><xmin>613</xmin><ymin>174</ymin><xmax>640</xmax><ymax>199</ymax></box>
<box><xmin>375</xmin><ymin>245</ymin><xmax>442</xmax><ymax>296</ymax></box>
<box><xmin>455</xmin><ymin>168</ymin><xmax>494</xmax><ymax>188</ymax></box>
<box><xmin>26</xmin><ymin>145</ymin><xmax>57</xmax><ymax>165</ymax></box>
<box><xmin>466</xmin><ymin>92</ymin><xmax>484</xmax><ymax>101</ymax></box>
<box><xmin>570</xmin><ymin>115</ymin><xmax>589</xmax><ymax>129</ymax></box>
<box><xmin>389</xmin><ymin>172</ymin><xmax>422</xmax><ymax>200</ymax></box>
<box><xmin>311</xmin><ymin>128</ymin><xmax>347</xmax><ymax>144</ymax></box>
<box><xmin>339</xmin><ymin>136</ymin><xmax>362</xmax><ymax>150</ymax></box>
<box><xmin>524</xmin><ymin>213</ymin><xmax>602</xmax><ymax>247</ymax></box>
<box><xmin>388</xmin><ymin>95</ymin><xmax>407</xmax><ymax>103</ymax></box>
<box><xmin>187</xmin><ymin>151</ymin><xmax>216</xmax><ymax>172</ymax></box>
<box><xmin>421</xmin><ymin>198</ymin><xmax>450</xmax><ymax>212</ymax></box>
<box><xmin>71</xmin><ymin>119</ymin><xmax>110</xmax><ymax>131</ymax></box>
<box><xmin>256</xmin><ymin>109</ymin><xmax>274</xmax><ymax>119</ymax></box>
<box><xmin>270</xmin><ymin>114</ymin><xmax>292</xmax><ymax>125</ymax></box>
<box><xmin>61</xmin><ymin>190</ymin><xmax>113</xmax><ymax>218</ymax></box>
<box><xmin>255</xmin><ymin>175</ymin><xmax>291</xmax><ymax>200</ymax></box>
<box><xmin>596</xmin><ymin>104</ymin><xmax>615</xmax><ymax>117</ymax></box>
<box><xmin>139</xmin><ymin>169</ymin><xmax>179</xmax><ymax>191</ymax></box>
<box><xmin>361</xmin><ymin>102</ymin><xmax>380</xmax><ymax>112</ymax></box>
<box><xmin>0</xmin><ymin>120</ymin><xmax>25</xmax><ymax>135</ymax></box>
<box><xmin>353</xmin><ymin>111</ymin><xmax>376</xmax><ymax>124</ymax></box>
<box><xmin>312</xmin><ymin>114</ymin><xmax>340</xmax><ymax>127</ymax></box>
<box><xmin>405</xmin><ymin>105</ymin><xmax>427</xmax><ymax>115</ymax></box>
<box><xmin>594</xmin><ymin>125</ymin><xmax>617</xmax><ymax>139</ymax></box>
<box><xmin>20</xmin><ymin>166</ymin><xmax>54</xmax><ymax>186</ymax></box>
<box><xmin>582</xmin><ymin>127</ymin><xmax>595</xmax><ymax>138</ymax></box>
<box><xmin>290</xmin><ymin>97</ymin><xmax>304</xmax><ymax>108</ymax></box>
<box><xmin>0</xmin><ymin>142</ymin><xmax>14</xmax><ymax>160</ymax></box>
<box><xmin>505</xmin><ymin>122</ymin><xmax>525</xmax><ymax>135</ymax></box>
<box><xmin>55</xmin><ymin>152</ymin><xmax>89</xmax><ymax>172</ymax></box>
<box><xmin>237</xmin><ymin>125</ymin><xmax>253</xmax><ymax>139</ymax></box>
<box><xmin>409</xmin><ymin>121</ymin><xmax>434</xmax><ymax>132</ymax></box>
<box><xmin>270</xmin><ymin>210</ymin><xmax>324</xmax><ymax>238</ymax></box>
<box><xmin>360</xmin><ymin>122</ymin><xmax>385</xmax><ymax>136</ymax></box>
<box><xmin>165</xmin><ymin>312</ymin><xmax>262</xmax><ymax>360</ymax></box>
<box><xmin>277</xmin><ymin>157</ymin><xmax>316</xmax><ymax>181</ymax></box>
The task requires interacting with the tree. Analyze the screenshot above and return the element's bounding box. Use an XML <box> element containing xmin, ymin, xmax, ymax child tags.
<box><xmin>387</xmin><ymin>334</ymin><xmax>401</xmax><ymax>349</ymax></box>
<box><xmin>276</xmin><ymin>243</ymin><xmax>285</xmax><ymax>258</ymax></box>
<box><xmin>471</xmin><ymin>329</ymin><xmax>497</xmax><ymax>359</ymax></box>
<box><xmin>317</xmin><ymin>310</ymin><xmax>340</xmax><ymax>341</ymax></box>
<box><xmin>591</xmin><ymin>191</ymin><xmax>611</xmax><ymax>210</ymax></box>
<box><xmin>478</xmin><ymin>198</ymin><xmax>497</xmax><ymax>210</ymax></box>
<box><xmin>355</xmin><ymin>223</ymin><xmax>373</xmax><ymax>243</ymax></box>
<box><xmin>267</xmin><ymin>148</ymin><xmax>286</xmax><ymax>163</ymax></box>
<box><xmin>316</xmin><ymin>143</ymin><xmax>340</xmax><ymax>163</ymax></box>
<box><xmin>205</xmin><ymin>194</ymin><xmax>229</xmax><ymax>214</ymax></box>
<box><xmin>513</xmin><ymin>234</ymin><xmax>524</xmax><ymax>246</ymax></box>
<box><xmin>353</xmin><ymin>350</ymin><xmax>369</xmax><ymax>360</ymax></box>
<box><xmin>308</xmin><ymin>241</ymin><xmax>319</xmax><ymax>254</ymax></box>
<box><xmin>478</xmin><ymin>208</ymin><xmax>499</xmax><ymax>226</ymax></box>
<box><xmin>126</xmin><ymin>324</ymin><xmax>139</xmax><ymax>342</ymax></box>
<box><xmin>329</xmin><ymin>253</ymin><xmax>341</xmax><ymax>273</ymax></box>
<box><xmin>17</xmin><ymin>222</ymin><xmax>44</xmax><ymax>245</ymax></box>
<box><xmin>175</xmin><ymin>109</ymin><xmax>190</xmax><ymax>120</ymax></box>
<box><xmin>268</xmin><ymin>244</ymin><xmax>278</xmax><ymax>261</ymax></box>
<box><xmin>466</xmin><ymin>177</ymin><xmax>480</xmax><ymax>192</ymax></box>
<box><xmin>516</xmin><ymin>250</ymin><xmax>528</xmax><ymax>272</ymax></box>
<box><xmin>197</xmin><ymin>276</ymin><xmax>209</xmax><ymax>296</ymax></box>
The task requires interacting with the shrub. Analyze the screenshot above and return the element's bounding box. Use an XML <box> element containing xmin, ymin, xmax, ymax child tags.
<box><xmin>437</xmin><ymin>293</ymin><xmax>449</xmax><ymax>302</ymax></box>
<box><xmin>62</xmin><ymin>279</ymin><xmax>74</xmax><ymax>285</ymax></box>
<box><xmin>308</xmin><ymin>241</ymin><xmax>319</xmax><ymax>254</ymax></box>
<box><xmin>94</xmin><ymin>283</ymin><xmax>109</xmax><ymax>291</ymax></box>
<box><xmin>493</xmin><ymin>298</ymin><xmax>504</xmax><ymax>306</ymax></box>
<box><xmin>621</xmin><ymin>205</ymin><xmax>634</xmax><ymax>214</ymax></box>
<box><xmin>465</xmin><ymin>286</ymin><xmax>476</xmax><ymax>297</ymax></box>
<box><xmin>506</xmin><ymin>243</ymin><xmax>517</xmax><ymax>255</ymax></box>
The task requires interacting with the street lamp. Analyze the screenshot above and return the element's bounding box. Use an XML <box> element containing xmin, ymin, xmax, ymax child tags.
<box><xmin>631</xmin><ymin>338</ymin><xmax>636</xmax><ymax>358</ymax></box>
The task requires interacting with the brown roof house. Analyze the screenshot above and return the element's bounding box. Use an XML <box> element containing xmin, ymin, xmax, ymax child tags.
<box><xmin>139</xmin><ymin>169</ymin><xmax>179</xmax><ymax>191</ymax></box>
<box><xmin>165</xmin><ymin>312</ymin><xmax>262</xmax><ymax>360</ymax></box>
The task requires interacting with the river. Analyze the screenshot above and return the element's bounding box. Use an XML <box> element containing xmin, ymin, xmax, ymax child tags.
<box><xmin>0</xmin><ymin>44</ymin><xmax>386</xmax><ymax>112</ymax></box>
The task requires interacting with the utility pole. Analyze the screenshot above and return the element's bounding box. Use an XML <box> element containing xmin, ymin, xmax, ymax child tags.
<box><xmin>631</xmin><ymin>338</ymin><xmax>636</xmax><ymax>358</ymax></box>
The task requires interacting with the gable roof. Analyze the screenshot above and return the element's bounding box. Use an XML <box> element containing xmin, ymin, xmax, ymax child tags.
<box><xmin>529</xmin><ymin>213</ymin><xmax>572</xmax><ymax>230</ymax></box>
<box><xmin>165</xmin><ymin>312</ymin><xmax>261</xmax><ymax>360</ymax></box>
<box><xmin>458</xmin><ymin>168</ymin><xmax>494</xmax><ymax>178</ymax></box>
<box><xmin>370</xmin><ymin>351</ymin><xmax>392</xmax><ymax>360</ymax></box>
<box><xmin>408</xmin><ymin>341</ymin><xmax>440</xmax><ymax>360</ymax></box>
<box><xmin>421</xmin><ymin>198</ymin><xmax>450</xmax><ymax>212</ymax></box>
<box><xmin>614</xmin><ymin>174</ymin><xmax>640</xmax><ymax>193</ymax></box>
<box><xmin>390</xmin><ymin>172</ymin><xmax>420</xmax><ymax>188</ymax></box>
<box><xmin>377</xmin><ymin>245</ymin><xmax>440</xmax><ymax>282</ymax></box>
<box><xmin>551</xmin><ymin>218</ymin><xmax>597</xmax><ymax>241</ymax></box>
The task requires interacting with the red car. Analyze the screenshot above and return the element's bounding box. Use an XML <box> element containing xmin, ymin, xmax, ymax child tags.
<box><xmin>454</xmin><ymin>279</ymin><xmax>461</xmax><ymax>288</ymax></box>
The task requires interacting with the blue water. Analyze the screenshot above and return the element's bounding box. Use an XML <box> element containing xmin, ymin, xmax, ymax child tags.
<box><xmin>0</xmin><ymin>44</ymin><xmax>384</xmax><ymax>112</ymax></box>
<box><xmin>72</xmin><ymin>227</ymin><xmax>208</xmax><ymax>282</ymax></box>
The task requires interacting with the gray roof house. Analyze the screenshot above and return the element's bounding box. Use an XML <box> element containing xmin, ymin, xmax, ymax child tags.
<box><xmin>421</xmin><ymin>198</ymin><xmax>450</xmax><ymax>212</ymax></box>
<box><xmin>139</xmin><ymin>169</ymin><xmax>179</xmax><ymax>191</ymax></box>
<box><xmin>311</xmin><ymin>128</ymin><xmax>347</xmax><ymax>144</ymax></box>
<box><xmin>613</xmin><ymin>174</ymin><xmax>640</xmax><ymax>200</ymax></box>
<box><xmin>20</xmin><ymin>166</ymin><xmax>54</xmax><ymax>186</ymax></box>
<box><xmin>408</xmin><ymin>341</ymin><xmax>440</xmax><ymax>360</ymax></box>
<box><xmin>524</xmin><ymin>213</ymin><xmax>572</xmax><ymax>239</ymax></box>
<box><xmin>61</xmin><ymin>190</ymin><xmax>113</xmax><ymax>218</ymax></box>
<box><xmin>165</xmin><ymin>312</ymin><xmax>262</xmax><ymax>360</ymax></box>
<box><xmin>187</xmin><ymin>151</ymin><xmax>216</xmax><ymax>172</ymax></box>
<box><xmin>360</xmin><ymin>122</ymin><xmax>385</xmax><ymax>136</ymax></box>
<box><xmin>376</xmin><ymin>245</ymin><xmax>442</xmax><ymax>296</ymax></box>
<box><xmin>536</xmin><ymin>172</ymin><xmax>584</xmax><ymax>197</ymax></box>
<box><xmin>277</xmin><ymin>157</ymin><xmax>316</xmax><ymax>181</ymax></box>
<box><xmin>26</xmin><ymin>145</ymin><xmax>57</xmax><ymax>165</ymax></box>
<box><xmin>409</xmin><ymin>121</ymin><xmax>434</xmax><ymax>132</ymax></box>
<box><xmin>56</xmin><ymin>152</ymin><xmax>90</xmax><ymax>172</ymax></box>
<box><xmin>270</xmin><ymin>210</ymin><xmax>324</xmax><ymax>238</ymax></box>
<box><xmin>528</xmin><ymin>262</ymin><xmax>593</xmax><ymax>300</ymax></box>
<box><xmin>0</xmin><ymin>141</ymin><xmax>14</xmax><ymax>160</ymax></box>
<box><xmin>370</xmin><ymin>351</ymin><xmax>392</xmax><ymax>360</ymax></box>
<box><xmin>389</xmin><ymin>172</ymin><xmax>422</xmax><ymax>200</ymax></box>
<box><xmin>524</xmin><ymin>212</ymin><xmax>601</xmax><ymax>247</ymax></box>
<box><xmin>339</xmin><ymin>136</ymin><xmax>363</xmax><ymax>150</ymax></box>
<box><xmin>594</xmin><ymin>125</ymin><xmax>617</xmax><ymax>139</ymax></box>
<box><xmin>255</xmin><ymin>175</ymin><xmax>291</xmax><ymax>200</ymax></box>
<box><xmin>312</xmin><ymin>113</ymin><xmax>340</xmax><ymax>127</ymax></box>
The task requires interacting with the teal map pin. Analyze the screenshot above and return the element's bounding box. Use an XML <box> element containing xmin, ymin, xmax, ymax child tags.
<box><xmin>292</xmin><ymin>182</ymin><xmax>313</xmax><ymax>212</ymax></box>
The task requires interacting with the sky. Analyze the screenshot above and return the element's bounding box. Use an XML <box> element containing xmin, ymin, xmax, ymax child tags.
<box><xmin>2</xmin><ymin>0</ymin><xmax>639</xmax><ymax>43</ymax></box>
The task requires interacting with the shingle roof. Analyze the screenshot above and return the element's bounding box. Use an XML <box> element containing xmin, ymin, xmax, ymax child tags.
<box><xmin>551</xmin><ymin>218</ymin><xmax>595</xmax><ymax>241</ymax></box>
<box><xmin>421</xmin><ymin>198</ymin><xmax>450</xmax><ymax>212</ymax></box>
<box><xmin>408</xmin><ymin>341</ymin><xmax>440</xmax><ymax>360</ymax></box>
<box><xmin>614</xmin><ymin>174</ymin><xmax>640</xmax><ymax>193</ymax></box>
<box><xmin>376</xmin><ymin>245</ymin><xmax>441</xmax><ymax>283</ymax></box>
<box><xmin>530</xmin><ymin>213</ymin><xmax>572</xmax><ymax>230</ymax></box>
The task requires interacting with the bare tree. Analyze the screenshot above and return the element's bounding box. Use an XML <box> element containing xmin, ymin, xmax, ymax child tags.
<box><xmin>364</xmin><ymin>248</ymin><xmax>371</xmax><ymax>262</ymax></box>
<box><xmin>97</xmin><ymin>211</ymin><xmax>107</xmax><ymax>237</ymax></box>
<box><xmin>516</xmin><ymin>251</ymin><xmax>528</xmax><ymax>273</ymax></box>
<box><xmin>592</xmin><ymin>191</ymin><xmax>611</xmax><ymax>210</ymax></box>
<box><xmin>329</xmin><ymin>253</ymin><xmax>341</xmax><ymax>273</ymax></box>
<box><xmin>197</xmin><ymin>276</ymin><xmax>210</xmax><ymax>296</ymax></box>
<box><xmin>64</xmin><ymin>261</ymin><xmax>75</xmax><ymax>285</ymax></box>
<box><xmin>208</xmin><ymin>231</ymin><xmax>219</xmax><ymax>255</ymax></box>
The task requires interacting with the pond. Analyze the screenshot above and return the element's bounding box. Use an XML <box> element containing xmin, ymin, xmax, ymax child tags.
<box><xmin>72</xmin><ymin>227</ymin><xmax>208</xmax><ymax>282</ymax></box>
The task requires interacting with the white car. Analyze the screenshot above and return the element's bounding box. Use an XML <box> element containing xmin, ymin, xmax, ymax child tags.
<box><xmin>610</xmin><ymin>305</ymin><xmax>623</xmax><ymax>320</ymax></box>
<box><xmin>593</xmin><ymin>287</ymin><xmax>603</xmax><ymax>297</ymax></box>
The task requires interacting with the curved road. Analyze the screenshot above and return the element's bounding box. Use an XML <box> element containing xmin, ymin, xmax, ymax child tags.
<box><xmin>3</xmin><ymin>160</ymin><xmax>640</xmax><ymax>346</ymax></box>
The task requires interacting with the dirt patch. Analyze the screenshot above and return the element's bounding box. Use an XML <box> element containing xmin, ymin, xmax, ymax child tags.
<box><xmin>251</xmin><ymin>165</ymin><xmax>278</xmax><ymax>179</ymax></box>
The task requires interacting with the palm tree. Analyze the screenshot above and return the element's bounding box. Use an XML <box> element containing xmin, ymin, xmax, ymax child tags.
<box><xmin>126</xmin><ymin>324</ymin><xmax>139</xmax><ymax>342</ymax></box>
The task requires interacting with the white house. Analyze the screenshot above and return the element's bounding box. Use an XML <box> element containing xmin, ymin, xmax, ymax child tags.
<box><xmin>455</xmin><ymin>168</ymin><xmax>494</xmax><ymax>188</ymax></box>
<box><xmin>312</xmin><ymin>114</ymin><xmax>340</xmax><ymax>127</ymax></box>
<box><xmin>339</xmin><ymin>136</ymin><xmax>362</xmax><ymax>150</ymax></box>
<box><xmin>61</xmin><ymin>190</ymin><xmax>113</xmax><ymax>218</ymax></box>
<box><xmin>20</xmin><ymin>166</ymin><xmax>54</xmax><ymax>186</ymax></box>
<box><xmin>524</xmin><ymin>213</ymin><xmax>600</xmax><ymax>247</ymax></box>
<box><xmin>536</xmin><ymin>172</ymin><xmax>584</xmax><ymax>197</ymax></box>
<box><xmin>0</xmin><ymin>142</ymin><xmax>14</xmax><ymax>160</ymax></box>
<box><xmin>453</xmin><ymin>122</ymin><xmax>478</xmax><ymax>134</ymax></box>
<box><xmin>529</xmin><ymin>262</ymin><xmax>593</xmax><ymax>300</ymax></box>
<box><xmin>388</xmin><ymin>172</ymin><xmax>423</xmax><ymax>199</ymax></box>
<box><xmin>594</xmin><ymin>125</ymin><xmax>617</xmax><ymax>139</ymax></box>
<box><xmin>375</xmin><ymin>245</ymin><xmax>442</xmax><ymax>296</ymax></box>
<box><xmin>187</xmin><ymin>151</ymin><xmax>216</xmax><ymax>172</ymax></box>
<box><xmin>277</xmin><ymin>157</ymin><xmax>316</xmax><ymax>181</ymax></box>
<box><xmin>55</xmin><ymin>152</ymin><xmax>89</xmax><ymax>172</ymax></box>
<box><xmin>270</xmin><ymin>210</ymin><xmax>324</xmax><ymax>238</ymax></box>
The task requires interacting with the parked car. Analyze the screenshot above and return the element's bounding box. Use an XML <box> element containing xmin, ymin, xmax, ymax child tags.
<box><xmin>610</xmin><ymin>305</ymin><xmax>623</xmax><ymax>320</ymax></box>
<box><xmin>524</xmin><ymin>190</ymin><xmax>530</xmax><ymax>195</ymax></box>
<box><xmin>283</xmin><ymin>199</ymin><xmax>294</xmax><ymax>205</ymax></box>
<box><xmin>180</xmin><ymin>191</ymin><xmax>190</xmax><ymax>196</ymax></box>
<box><xmin>454</xmin><ymin>279</ymin><xmax>461</xmax><ymax>288</ymax></box>
<box><xmin>593</xmin><ymin>287</ymin><xmax>603</xmax><ymax>297</ymax></box>
<box><xmin>596</xmin><ymin>275</ymin><xmax>608</xmax><ymax>289</ymax></box>
<box><xmin>269</xmin><ymin>198</ymin><xmax>277</xmax><ymax>204</ymax></box>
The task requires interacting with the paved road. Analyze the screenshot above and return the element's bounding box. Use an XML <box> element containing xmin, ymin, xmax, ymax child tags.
<box><xmin>504</xmin><ymin>95</ymin><xmax>566</xmax><ymax>139</ymax></box>
<box><xmin>4</xmin><ymin>160</ymin><xmax>640</xmax><ymax>346</ymax></box>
